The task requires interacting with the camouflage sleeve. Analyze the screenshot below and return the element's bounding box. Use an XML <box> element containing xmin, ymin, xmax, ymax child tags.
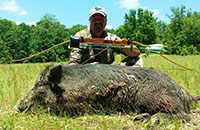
<box><xmin>69</xmin><ymin>29</ymin><xmax>90</xmax><ymax>64</ymax></box>
<box><xmin>69</xmin><ymin>48</ymin><xmax>83</xmax><ymax>64</ymax></box>
<box><xmin>105</xmin><ymin>32</ymin><xmax>121</xmax><ymax>40</ymax></box>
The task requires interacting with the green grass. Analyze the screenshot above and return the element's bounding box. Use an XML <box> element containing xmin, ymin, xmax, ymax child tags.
<box><xmin>0</xmin><ymin>54</ymin><xmax>200</xmax><ymax>129</ymax></box>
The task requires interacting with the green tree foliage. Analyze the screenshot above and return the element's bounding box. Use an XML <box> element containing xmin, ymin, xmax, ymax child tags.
<box><xmin>163</xmin><ymin>5</ymin><xmax>200</xmax><ymax>55</ymax></box>
<box><xmin>0</xmin><ymin>39</ymin><xmax>12</xmax><ymax>64</ymax></box>
<box><xmin>30</xmin><ymin>14</ymin><xmax>70</xmax><ymax>62</ymax></box>
<box><xmin>67</xmin><ymin>24</ymin><xmax>87</xmax><ymax>36</ymax></box>
<box><xmin>10</xmin><ymin>23</ymin><xmax>33</xmax><ymax>61</ymax></box>
<box><xmin>116</xmin><ymin>8</ymin><xmax>157</xmax><ymax>45</ymax></box>
<box><xmin>0</xmin><ymin>19</ymin><xmax>15</xmax><ymax>63</ymax></box>
<box><xmin>0</xmin><ymin>15</ymin><xmax>73</xmax><ymax>63</ymax></box>
<box><xmin>155</xmin><ymin>21</ymin><xmax>167</xmax><ymax>43</ymax></box>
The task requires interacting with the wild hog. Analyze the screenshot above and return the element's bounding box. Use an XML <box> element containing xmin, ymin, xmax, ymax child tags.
<box><xmin>16</xmin><ymin>64</ymin><xmax>199</xmax><ymax>117</ymax></box>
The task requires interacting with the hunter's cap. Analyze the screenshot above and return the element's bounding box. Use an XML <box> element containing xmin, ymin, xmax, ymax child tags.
<box><xmin>89</xmin><ymin>6</ymin><xmax>107</xmax><ymax>18</ymax></box>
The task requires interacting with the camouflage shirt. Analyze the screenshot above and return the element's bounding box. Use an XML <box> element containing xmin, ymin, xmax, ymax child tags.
<box><xmin>69</xmin><ymin>28</ymin><xmax>121</xmax><ymax>64</ymax></box>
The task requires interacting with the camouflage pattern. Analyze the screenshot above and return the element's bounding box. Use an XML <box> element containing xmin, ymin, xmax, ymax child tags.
<box><xmin>69</xmin><ymin>29</ymin><xmax>122</xmax><ymax>64</ymax></box>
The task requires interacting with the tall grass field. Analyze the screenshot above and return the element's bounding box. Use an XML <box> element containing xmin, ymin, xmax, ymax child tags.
<box><xmin>0</xmin><ymin>54</ymin><xmax>200</xmax><ymax>129</ymax></box>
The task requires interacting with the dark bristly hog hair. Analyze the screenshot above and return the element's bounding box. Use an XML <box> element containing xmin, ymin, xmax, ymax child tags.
<box><xmin>16</xmin><ymin>63</ymin><xmax>200</xmax><ymax>117</ymax></box>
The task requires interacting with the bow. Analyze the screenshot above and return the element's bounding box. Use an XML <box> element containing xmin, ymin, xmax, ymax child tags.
<box><xmin>69</xmin><ymin>36</ymin><xmax>147</xmax><ymax>49</ymax></box>
<box><xmin>69</xmin><ymin>36</ymin><xmax>146</xmax><ymax>58</ymax></box>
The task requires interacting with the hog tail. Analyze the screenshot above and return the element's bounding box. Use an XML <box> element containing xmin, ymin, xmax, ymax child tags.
<box><xmin>194</xmin><ymin>96</ymin><xmax>200</xmax><ymax>101</ymax></box>
<box><xmin>191</xmin><ymin>96</ymin><xmax>200</xmax><ymax>102</ymax></box>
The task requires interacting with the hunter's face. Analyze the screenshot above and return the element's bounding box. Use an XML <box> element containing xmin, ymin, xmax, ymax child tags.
<box><xmin>89</xmin><ymin>13</ymin><xmax>107</xmax><ymax>36</ymax></box>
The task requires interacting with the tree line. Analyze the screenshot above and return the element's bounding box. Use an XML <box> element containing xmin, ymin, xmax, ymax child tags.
<box><xmin>0</xmin><ymin>5</ymin><xmax>200</xmax><ymax>64</ymax></box>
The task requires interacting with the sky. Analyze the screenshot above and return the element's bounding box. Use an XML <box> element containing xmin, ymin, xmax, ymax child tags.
<box><xmin>0</xmin><ymin>0</ymin><xmax>200</xmax><ymax>29</ymax></box>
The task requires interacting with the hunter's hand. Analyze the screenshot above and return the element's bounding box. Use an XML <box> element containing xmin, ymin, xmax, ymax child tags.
<box><xmin>68</xmin><ymin>60</ymin><xmax>80</xmax><ymax>66</ymax></box>
<box><xmin>68</xmin><ymin>63</ymin><xmax>79</xmax><ymax>66</ymax></box>
<box><xmin>123</xmin><ymin>48</ymin><xmax>140</xmax><ymax>57</ymax></box>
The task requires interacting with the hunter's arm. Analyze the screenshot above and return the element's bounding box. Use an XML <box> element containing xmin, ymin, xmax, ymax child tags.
<box><xmin>68</xmin><ymin>48</ymin><xmax>82</xmax><ymax>65</ymax></box>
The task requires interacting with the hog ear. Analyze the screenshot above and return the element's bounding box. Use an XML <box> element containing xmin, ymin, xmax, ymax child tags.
<box><xmin>48</xmin><ymin>64</ymin><xmax>63</xmax><ymax>83</ymax></box>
